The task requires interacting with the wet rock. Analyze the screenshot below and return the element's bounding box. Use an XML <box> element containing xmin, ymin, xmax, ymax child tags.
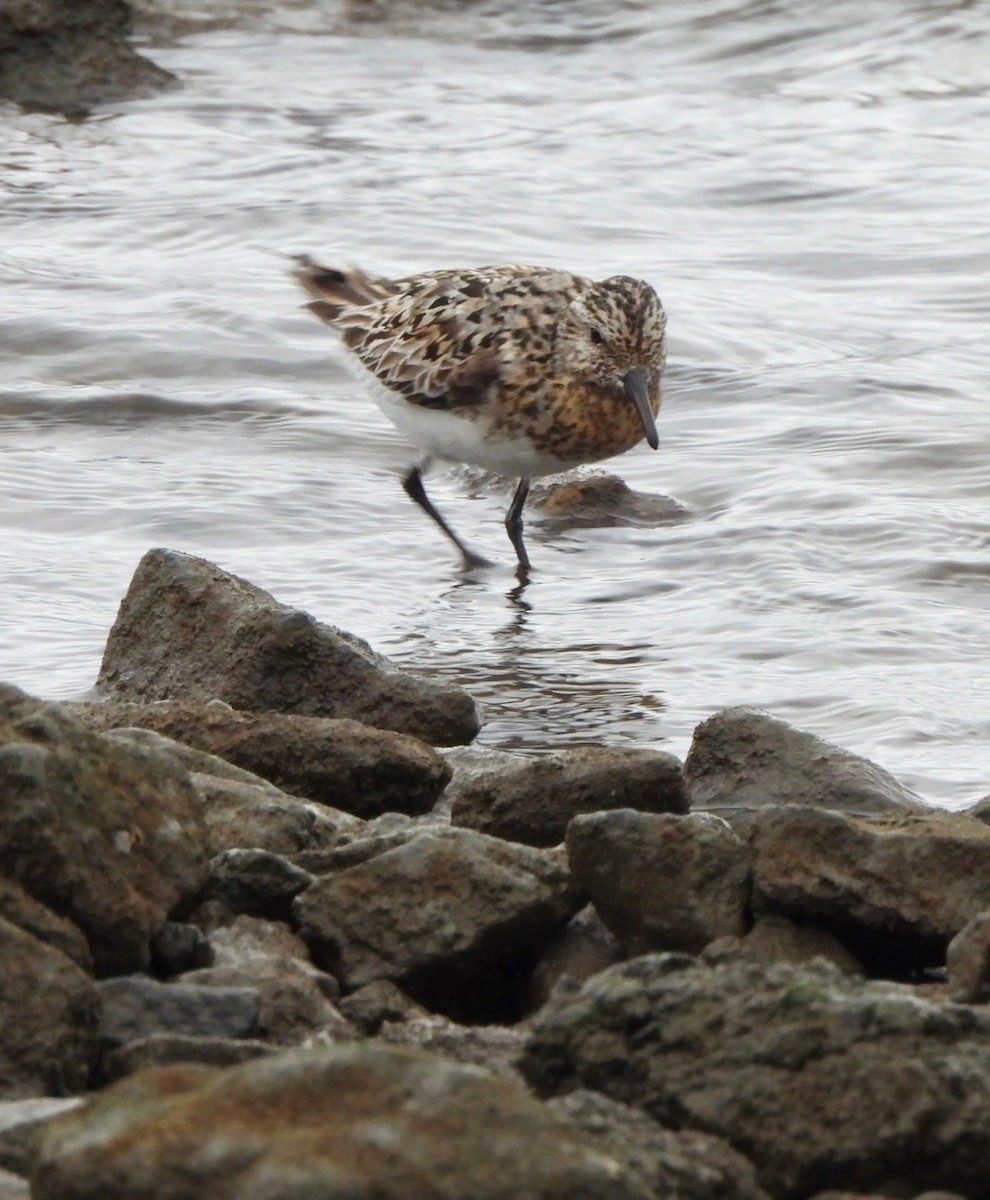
<box><xmin>149</xmin><ymin>922</ymin><xmax>212</xmax><ymax>977</ymax></box>
<box><xmin>685</xmin><ymin>707</ymin><xmax>929</xmax><ymax>823</ymax></box>
<box><xmin>337</xmin><ymin>980</ymin><xmax>427</xmax><ymax>1034</ymax></box>
<box><xmin>0</xmin><ymin>879</ymin><xmax>91</xmax><ymax>975</ymax></box>
<box><xmin>0</xmin><ymin>0</ymin><xmax>175</xmax><ymax>114</ymax></box>
<box><xmin>0</xmin><ymin>920</ymin><xmax>99</xmax><ymax>1099</ymax></box>
<box><xmin>294</xmin><ymin>826</ymin><xmax>578</xmax><ymax>1020</ymax></box>
<box><xmin>733</xmin><ymin>914</ymin><xmax>865</xmax><ymax>976</ymax></box>
<box><xmin>95</xmin><ymin>548</ymin><xmax>481</xmax><ymax>746</ymax></box>
<box><xmin>451</xmin><ymin>745</ymin><xmax>687</xmax><ymax>848</ymax></box>
<box><xmin>530</xmin><ymin>473</ymin><xmax>689</xmax><ymax>529</ymax></box>
<box><xmin>566</xmin><ymin>810</ymin><xmax>750</xmax><ymax>955</ymax></box>
<box><xmin>97</xmin><ymin>976</ymin><xmax>260</xmax><ymax>1048</ymax></box>
<box><xmin>528</xmin><ymin>903</ymin><xmax>623</xmax><ymax>1012</ymax></box>
<box><xmin>0</xmin><ymin>686</ymin><xmax>208</xmax><ymax>975</ymax></box>
<box><xmin>545</xmin><ymin>1089</ymin><xmax>771</xmax><ymax>1200</ymax></box>
<box><xmin>32</xmin><ymin>1043</ymin><xmax>652</xmax><ymax>1200</ymax></box>
<box><xmin>207</xmin><ymin>849</ymin><xmax>314</xmax><ymax>919</ymax></box>
<box><xmin>99</xmin><ymin>1034</ymin><xmax>273</xmax><ymax>1085</ymax></box>
<box><xmin>72</xmin><ymin>699</ymin><xmax>452</xmax><ymax>817</ymax></box>
<box><xmin>946</xmin><ymin>911</ymin><xmax>990</xmax><ymax>1003</ymax></box>
<box><xmin>181</xmin><ymin>916</ymin><xmax>352</xmax><ymax>1046</ymax></box>
<box><xmin>749</xmin><ymin>805</ymin><xmax>990</xmax><ymax>975</ymax></box>
<box><xmin>520</xmin><ymin>950</ymin><xmax>990</xmax><ymax>1199</ymax></box>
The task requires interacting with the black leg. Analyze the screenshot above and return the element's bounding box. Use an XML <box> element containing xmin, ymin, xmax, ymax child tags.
<box><xmin>401</xmin><ymin>465</ymin><xmax>492</xmax><ymax>569</ymax></box>
<box><xmin>504</xmin><ymin>478</ymin><xmax>531</xmax><ymax>572</ymax></box>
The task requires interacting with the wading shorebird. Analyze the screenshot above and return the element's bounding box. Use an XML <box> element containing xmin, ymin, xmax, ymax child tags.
<box><xmin>295</xmin><ymin>257</ymin><xmax>666</xmax><ymax>573</ymax></box>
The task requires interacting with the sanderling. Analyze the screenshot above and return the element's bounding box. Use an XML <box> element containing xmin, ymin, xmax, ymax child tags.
<box><xmin>295</xmin><ymin>258</ymin><xmax>666</xmax><ymax>573</ymax></box>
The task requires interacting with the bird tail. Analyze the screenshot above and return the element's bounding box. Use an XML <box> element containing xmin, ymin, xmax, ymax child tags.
<box><xmin>292</xmin><ymin>255</ymin><xmax>396</xmax><ymax>324</ymax></box>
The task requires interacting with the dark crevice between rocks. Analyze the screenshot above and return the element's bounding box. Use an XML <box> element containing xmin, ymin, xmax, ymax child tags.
<box><xmin>772</xmin><ymin>911</ymin><xmax>945</xmax><ymax>982</ymax></box>
<box><xmin>400</xmin><ymin>944</ymin><xmax>551</xmax><ymax>1026</ymax></box>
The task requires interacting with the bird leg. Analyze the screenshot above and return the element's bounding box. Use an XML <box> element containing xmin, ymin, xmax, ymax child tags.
<box><xmin>504</xmin><ymin>478</ymin><xmax>531</xmax><ymax>572</ymax></box>
<box><xmin>401</xmin><ymin>465</ymin><xmax>492</xmax><ymax>569</ymax></box>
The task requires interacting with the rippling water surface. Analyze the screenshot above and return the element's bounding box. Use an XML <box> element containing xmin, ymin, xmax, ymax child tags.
<box><xmin>2</xmin><ymin>0</ymin><xmax>988</xmax><ymax>804</ymax></box>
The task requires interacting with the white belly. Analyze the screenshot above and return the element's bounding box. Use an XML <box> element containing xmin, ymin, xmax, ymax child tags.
<box><xmin>365</xmin><ymin>376</ymin><xmax>567</xmax><ymax>479</ymax></box>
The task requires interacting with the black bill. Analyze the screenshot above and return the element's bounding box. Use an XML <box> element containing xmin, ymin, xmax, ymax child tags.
<box><xmin>623</xmin><ymin>367</ymin><xmax>659</xmax><ymax>450</ymax></box>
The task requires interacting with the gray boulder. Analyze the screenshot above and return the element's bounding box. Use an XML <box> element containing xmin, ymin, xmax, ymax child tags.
<box><xmin>97</xmin><ymin>976</ymin><xmax>261</xmax><ymax>1048</ymax></box>
<box><xmin>95</xmin><ymin>548</ymin><xmax>480</xmax><ymax>746</ymax></box>
<box><xmin>685</xmin><ymin>707</ymin><xmax>929</xmax><ymax>822</ymax></box>
<box><xmin>451</xmin><ymin>745</ymin><xmax>686</xmax><ymax>847</ymax></box>
<box><xmin>566</xmin><ymin>809</ymin><xmax>750</xmax><ymax>955</ymax></box>
<box><xmin>520</xmin><ymin>950</ymin><xmax>990</xmax><ymax>1198</ymax></box>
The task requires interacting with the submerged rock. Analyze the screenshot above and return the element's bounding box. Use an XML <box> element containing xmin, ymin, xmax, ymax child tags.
<box><xmin>685</xmin><ymin>707</ymin><xmax>930</xmax><ymax>822</ymax></box>
<box><xmin>0</xmin><ymin>0</ymin><xmax>175</xmax><ymax>114</ymax></box>
<box><xmin>31</xmin><ymin>1043</ymin><xmax>652</xmax><ymax>1200</ymax></box>
<box><xmin>520</xmin><ymin>950</ymin><xmax>990</xmax><ymax>1198</ymax></box>
<box><xmin>95</xmin><ymin>549</ymin><xmax>481</xmax><ymax>746</ymax></box>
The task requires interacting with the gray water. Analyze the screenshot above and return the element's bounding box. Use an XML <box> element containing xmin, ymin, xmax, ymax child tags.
<box><xmin>2</xmin><ymin>0</ymin><xmax>988</xmax><ymax>806</ymax></box>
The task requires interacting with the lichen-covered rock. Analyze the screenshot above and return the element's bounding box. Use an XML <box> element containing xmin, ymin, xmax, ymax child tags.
<box><xmin>685</xmin><ymin>708</ymin><xmax>929</xmax><ymax>821</ymax></box>
<box><xmin>0</xmin><ymin>920</ymin><xmax>99</xmax><ymax>1099</ymax></box>
<box><xmin>71</xmin><ymin>700</ymin><xmax>452</xmax><ymax>817</ymax></box>
<box><xmin>566</xmin><ymin>809</ymin><xmax>750</xmax><ymax>955</ymax></box>
<box><xmin>0</xmin><ymin>0</ymin><xmax>175</xmax><ymax>114</ymax></box>
<box><xmin>97</xmin><ymin>976</ymin><xmax>261</xmax><ymax>1048</ymax></box>
<box><xmin>294</xmin><ymin>827</ymin><xmax>578</xmax><ymax>1019</ymax></box>
<box><xmin>750</xmin><ymin>805</ymin><xmax>990</xmax><ymax>974</ymax></box>
<box><xmin>95</xmin><ymin>549</ymin><xmax>480</xmax><ymax>746</ymax></box>
<box><xmin>519</xmin><ymin>950</ymin><xmax>990</xmax><ymax>1198</ymax></box>
<box><xmin>0</xmin><ymin>686</ymin><xmax>209</xmax><ymax>975</ymax></box>
<box><xmin>451</xmin><ymin>745</ymin><xmax>686</xmax><ymax>847</ymax></box>
<box><xmin>32</xmin><ymin>1044</ymin><xmax>652</xmax><ymax>1200</ymax></box>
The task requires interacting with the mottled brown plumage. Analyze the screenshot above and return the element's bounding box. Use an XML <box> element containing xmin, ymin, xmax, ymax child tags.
<box><xmin>295</xmin><ymin>256</ymin><xmax>667</xmax><ymax>572</ymax></box>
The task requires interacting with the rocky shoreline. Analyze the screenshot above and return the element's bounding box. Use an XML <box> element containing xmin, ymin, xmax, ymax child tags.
<box><xmin>1</xmin><ymin>547</ymin><xmax>989</xmax><ymax>1199</ymax></box>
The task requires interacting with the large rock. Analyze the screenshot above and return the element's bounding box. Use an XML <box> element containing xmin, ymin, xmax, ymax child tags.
<box><xmin>70</xmin><ymin>700</ymin><xmax>452</xmax><ymax>817</ymax></box>
<box><xmin>684</xmin><ymin>708</ymin><xmax>929</xmax><ymax>821</ymax></box>
<box><xmin>450</xmin><ymin>745</ymin><xmax>686</xmax><ymax>847</ymax></box>
<box><xmin>95</xmin><ymin>549</ymin><xmax>480</xmax><ymax>746</ymax></box>
<box><xmin>32</xmin><ymin>1043</ymin><xmax>651</xmax><ymax>1200</ymax></box>
<box><xmin>566</xmin><ymin>810</ymin><xmax>750</xmax><ymax>955</ymax></box>
<box><xmin>0</xmin><ymin>686</ymin><xmax>209</xmax><ymax>975</ymax></box>
<box><xmin>545</xmin><ymin>1089</ymin><xmax>770</xmax><ymax>1200</ymax></box>
<box><xmin>0</xmin><ymin>920</ymin><xmax>100</xmax><ymax>1099</ymax></box>
<box><xmin>294</xmin><ymin>827</ymin><xmax>578</xmax><ymax>1019</ymax></box>
<box><xmin>749</xmin><ymin>805</ymin><xmax>990</xmax><ymax>973</ymax></box>
<box><xmin>519</xmin><ymin>950</ymin><xmax>990</xmax><ymax>1198</ymax></box>
<box><xmin>104</xmin><ymin>726</ymin><xmax>365</xmax><ymax>856</ymax></box>
<box><xmin>0</xmin><ymin>0</ymin><xmax>174</xmax><ymax>114</ymax></box>
<box><xmin>97</xmin><ymin>976</ymin><xmax>261</xmax><ymax>1048</ymax></box>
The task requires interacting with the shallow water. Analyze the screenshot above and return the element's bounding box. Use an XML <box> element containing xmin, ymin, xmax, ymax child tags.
<box><xmin>2</xmin><ymin>0</ymin><xmax>988</xmax><ymax>805</ymax></box>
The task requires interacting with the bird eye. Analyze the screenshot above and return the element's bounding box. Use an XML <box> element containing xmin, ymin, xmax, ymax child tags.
<box><xmin>590</xmin><ymin>327</ymin><xmax>605</xmax><ymax>345</ymax></box>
